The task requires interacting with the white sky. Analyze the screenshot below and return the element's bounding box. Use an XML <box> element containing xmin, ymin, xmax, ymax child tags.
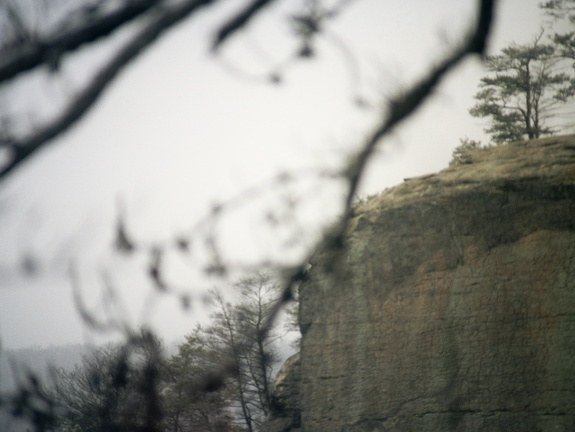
<box><xmin>0</xmin><ymin>0</ymin><xmax>546</xmax><ymax>349</ymax></box>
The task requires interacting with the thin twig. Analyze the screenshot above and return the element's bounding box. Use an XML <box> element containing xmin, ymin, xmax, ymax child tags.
<box><xmin>212</xmin><ymin>0</ymin><xmax>279</xmax><ymax>50</ymax></box>
<box><xmin>0</xmin><ymin>0</ymin><xmax>216</xmax><ymax>180</ymax></box>
<box><xmin>261</xmin><ymin>0</ymin><xmax>495</xmax><ymax>348</ymax></box>
<box><xmin>0</xmin><ymin>0</ymin><xmax>163</xmax><ymax>84</ymax></box>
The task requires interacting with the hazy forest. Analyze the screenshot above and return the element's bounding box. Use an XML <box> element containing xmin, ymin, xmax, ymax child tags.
<box><xmin>1</xmin><ymin>0</ymin><xmax>574</xmax><ymax>431</ymax></box>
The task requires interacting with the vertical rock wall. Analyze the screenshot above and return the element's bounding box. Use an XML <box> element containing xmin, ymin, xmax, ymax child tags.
<box><xmin>293</xmin><ymin>136</ymin><xmax>575</xmax><ymax>431</ymax></box>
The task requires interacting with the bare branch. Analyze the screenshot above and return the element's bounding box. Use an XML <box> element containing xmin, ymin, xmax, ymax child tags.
<box><xmin>212</xmin><ymin>0</ymin><xmax>279</xmax><ymax>50</ymax></box>
<box><xmin>0</xmin><ymin>0</ymin><xmax>163</xmax><ymax>84</ymax></box>
<box><xmin>1</xmin><ymin>2</ymin><xmax>497</xmax><ymax>430</ymax></box>
<box><xmin>0</xmin><ymin>0</ymin><xmax>216</xmax><ymax>181</ymax></box>
<box><xmin>343</xmin><ymin>0</ymin><xmax>494</xmax><ymax>222</ymax></box>
<box><xmin>259</xmin><ymin>0</ymin><xmax>495</xmax><ymax>351</ymax></box>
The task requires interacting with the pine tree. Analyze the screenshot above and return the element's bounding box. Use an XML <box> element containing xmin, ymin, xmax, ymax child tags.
<box><xmin>470</xmin><ymin>32</ymin><xmax>574</xmax><ymax>143</ymax></box>
<box><xmin>163</xmin><ymin>328</ymin><xmax>236</xmax><ymax>432</ymax></box>
<box><xmin>541</xmin><ymin>0</ymin><xmax>575</xmax><ymax>60</ymax></box>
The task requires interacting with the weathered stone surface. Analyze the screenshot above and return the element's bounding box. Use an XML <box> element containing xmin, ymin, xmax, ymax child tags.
<box><xmin>297</xmin><ymin>136</ymin><xmax>575</xmax><ymax>431</ymax></box>
<box><xmin>261</xmin><ymin>353</ymin><xmax>301</xmax><ymax>432</ymax></box>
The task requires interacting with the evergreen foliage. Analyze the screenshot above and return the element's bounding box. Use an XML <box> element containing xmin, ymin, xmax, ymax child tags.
<box><xmin>540</xmin><ymin>0</ymin><xmax>575</xmax><ymax>24</ymax></box>
<box><xmin>542</xmin><ymin>1</ymin><xmax>575</xmax><ymax>60</ymax></box>
<box><xmin>469</xmin><ymin>32</ymin><xmax>574</xmax><ymax>143</ymax></box>
<box><xmin>450</xmin><ymin>137</ymin><xmax>483</xmax><ymax>165</ymax></box>
<box><xmin>163</xmin><ymin>328</ymin><xmax>237</xmax><ymax>432</ymax></box>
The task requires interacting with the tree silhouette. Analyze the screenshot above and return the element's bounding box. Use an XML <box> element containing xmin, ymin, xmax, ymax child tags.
<box><xmin>0</xmin><ymin>0</ymin><xmax>351</xmax><ymax>180</ymax></box>
<box><xmin>162</xmin><ymin>328</ymin><xmax>236</xmax><ymax>432</ymax></box>
<box><xmin>52</xmin><ymin>329</ymin><xmax>164</xmax><ymax>432</ymax></box>
<box><xmin>204</xmin><ymin>275</ymin><xmax>283</xmax><ymax>430</ymax></box>
<box><xmin>469</xmin><ymin>32</ymin><xmax>574</xmax><ymax>143</ymax></box>
<box><xmin>541</xmin><ymin>0</ymin><xmax>575</xmax><ymax>61</ymax></box>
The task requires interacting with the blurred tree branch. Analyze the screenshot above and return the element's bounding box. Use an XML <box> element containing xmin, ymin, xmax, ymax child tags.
<box><xmin>0</xmin><ymin>0</ymin><xmax>164</xmax><ymax>83</ymax></box>
<box><xmin>101</xmin><ymin>0</ymin><xmax>497</xmax><ymax>399</ymax></box>
<box><xmin>147</xmin><ymin>0</ymin><xmax>496</xmax><ymax>405</ymax></box>
<box><xmin>264</xmin><ymin>0</ymin><xmax>495</xmax><ymax>344</ymax></box>
<box><xmin>0</xmin><ymin>1</ymin><xmax>497</xmax><ymax>430</ymax></box>
<box><xmin>0</xmin><ymin>1</ymin><xmax>211</xmax><ymax>180</ymax></box>
<box><xmin>0</xmin><ymin>0</ymin><xmax>284</xmax><ymax>181</ymax></box>
<box><xmin>213</xmin><ymin>0</ymin><xmax>277</xmax><ymax>50</ymax></box>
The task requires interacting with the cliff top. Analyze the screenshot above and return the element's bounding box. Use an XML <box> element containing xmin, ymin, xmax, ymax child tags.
<box><xmin>354</xmin><ymin>134</ymin><xmax>575</xmax><ymax>215</ymax></box>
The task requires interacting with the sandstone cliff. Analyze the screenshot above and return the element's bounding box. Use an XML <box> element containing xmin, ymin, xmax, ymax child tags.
<box><xmin>265</xmin><ymin>135</ymin><xmax>575</xmax><ymax>432</ymax></box>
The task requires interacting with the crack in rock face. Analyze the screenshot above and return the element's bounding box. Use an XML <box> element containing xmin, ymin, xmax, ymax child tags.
<box><xmin>263</xmin><ymin>135</ymin><xmax>575</xmax><ymax>432</ymax></box>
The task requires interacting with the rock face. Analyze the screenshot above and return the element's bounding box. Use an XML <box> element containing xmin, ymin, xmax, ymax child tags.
<box><xmin>261</xmin><ymin>353</ymin><xmax>301</xmax><ymax>432</ymax></box>
<box><xmin>265</xmin><ymin>135</ymin><xmax>575</xmax><ymax>432</ymax></box>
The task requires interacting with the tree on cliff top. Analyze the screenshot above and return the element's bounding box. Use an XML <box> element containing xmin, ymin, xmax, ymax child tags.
<box><xmin>540</xmin><ymin>0</ymin><xmax>575</xmax><ymax>24</ymax></box>
<box><xmin>541</xmin><ymin>0</ymin><xmax>575</xmax><ymax>60</ymax></box>
<box><xmin>469</xmin><ymin>32</ymin><xmax>574</xmax><ymax>143</ymax></box>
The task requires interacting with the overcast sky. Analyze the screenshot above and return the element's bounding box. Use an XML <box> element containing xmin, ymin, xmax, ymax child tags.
<box><xmin>0</xmin><ymin>0</ymin><xmax>546</xmax><ymax>350</ymax></box>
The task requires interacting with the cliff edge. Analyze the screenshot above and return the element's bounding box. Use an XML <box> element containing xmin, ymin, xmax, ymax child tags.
<box><xmin>265</xmin><ymin>135</ymin><xmax>575</xmax><ymax>432</ymax></box>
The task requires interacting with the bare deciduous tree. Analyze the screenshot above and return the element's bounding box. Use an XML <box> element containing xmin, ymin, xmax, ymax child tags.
<box><xmin>52</xmin><ymin>329</ymin><xmax>164</xmax><ymax>432</ymax></box>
